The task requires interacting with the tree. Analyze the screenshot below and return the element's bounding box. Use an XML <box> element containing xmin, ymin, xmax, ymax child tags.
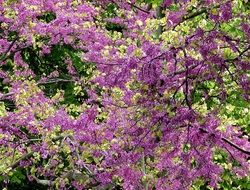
<box><xmin>0</xmin><ymin>0</ymin><xmax>249</xmax><ymax>189</ymax></box>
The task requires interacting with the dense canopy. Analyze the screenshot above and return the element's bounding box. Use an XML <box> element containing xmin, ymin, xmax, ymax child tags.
<box><xmin>0</xmin><ymin>0</ymin><xmax>249</xmax><ymax>189</ymax></box>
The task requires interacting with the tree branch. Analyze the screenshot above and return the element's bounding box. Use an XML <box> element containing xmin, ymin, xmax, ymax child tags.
<box><xmin>0</xmin><ymin>78</ymin><xmax>75</xmax><ymax>100</ymax></box>
<box><xmin>225</xmin><ymin>45</ymin><xmax>250</xmax><ymax>62</ymax></box>
<box><xmin>198</xmin><ymin>128</ymin><xmax>250</xmax><ymax>156</ymax></box>
<box><xmin>5</xmin><ymin>134</ymin><xmax>71</xmax><ymax>172</ymax></box>
<box><xmin>127</xmin><ymin>2</ymin><xmax>150</xmax><ymax>14</ymax></box>
<box><xmin>155</xmin><ymin>6</ymin><xmax>164</xmax><ymax>39</ymax></box>
<box><xmin>221</xmin><ymin>137</ymin><xmax>250</xmax><ymax>156</ymax></box>
<box><xmin>0</xmin><ymin>92</ymin><xmax>15</xmax><ymax>100</ymax></box>
<box><xmin>0</xmin><ymin>37</ymin><xmax>18</xmax><ymax>62</ymax></box>
<box><xmin>37</xmin><ymin>78</ymin><xmax>75</xmax><ymax>85</ymax></box>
